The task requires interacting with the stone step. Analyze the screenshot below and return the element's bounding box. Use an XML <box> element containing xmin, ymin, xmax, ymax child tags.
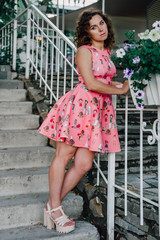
<box><xmin>0</xmin><ymin>65</ymin><xmax>10</xmax><ymax>72</ymax></box>
<box><xmin>0</xmin><ymin>114</ymin><xmax>40</xmax><ymax>130</ymax></box>
<box><xmin>0</xmin><ymin>89</ymin><xmax>27</xmax><ymax>101</ymax></box>
<box><xmin>0</xmin><ymin>130</ymin><xmax>48</xmax><ymax>149</ymax></box>
<box><xmin>0</xmin><ymin>70</ymin><xmax>11</xmax><ymax>79</ymax></box>
<box><xmin>0</xmin><ymin>221</ymin><xmax>99</xmax><ymax>240</ymax></box>
<box><xmin>0</xmin><ymin>146</ymin><xmax>55</xmax><ymax>170</ymax></box>
<box><xmin>0</xmin><ymin>80</ymin><xmax>24</xmax><ymax>89</ymax></box>
<box><xmin>0</xmin><ymin>101</ymin><xmax>33</xmax><ymax>114</ymax></box>
<box><xmin>0</xmin><ymin>192</ymin><xmax>83</xmax><ymax>230</ymax></box>
<box><xmin>0</xmin><ymin>167</ymin><xmax>49</xmax><ymax>196</ymax></box>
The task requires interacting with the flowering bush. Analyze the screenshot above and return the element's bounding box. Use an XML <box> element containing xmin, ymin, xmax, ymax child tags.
<box><xmin>112</xmin><ymin>21</ymin><xmax>160</xmax><ymax>109</ymax></box>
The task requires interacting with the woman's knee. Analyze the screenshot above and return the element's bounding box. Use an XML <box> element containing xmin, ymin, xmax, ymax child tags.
<box><xmin>75</xmin><ymin>160</ymin><xmax>93</xmax><ymax>175</ymax></box>
<box><xmin>54</xmin><ymin>142</ymin><xmax>76</xmax><ymax>164</ymax></box>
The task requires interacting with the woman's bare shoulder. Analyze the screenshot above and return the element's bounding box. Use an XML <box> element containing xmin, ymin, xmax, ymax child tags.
<box><xmin>76</xmin><ymin>46</ymin><xmax>92</xmax><ymax>59</ymax></box>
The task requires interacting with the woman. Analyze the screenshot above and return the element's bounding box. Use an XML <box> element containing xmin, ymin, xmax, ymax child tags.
<box><xmin>38</xmin><ymin>9</ymin><xmax>129</xmax><ymax>234</ymax></box>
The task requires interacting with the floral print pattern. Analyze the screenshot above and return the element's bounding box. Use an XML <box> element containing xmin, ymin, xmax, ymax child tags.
<box><xmin>38</xmin><ymin>45</ymin><xmax>121</xmax><ymax>153</ymax></box>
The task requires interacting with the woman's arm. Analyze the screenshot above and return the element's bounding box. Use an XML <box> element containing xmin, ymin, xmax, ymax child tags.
<box><xmin>76</xmin><ymin>47</ymin><xmax>129</xmax><ymax>95</ymax></box>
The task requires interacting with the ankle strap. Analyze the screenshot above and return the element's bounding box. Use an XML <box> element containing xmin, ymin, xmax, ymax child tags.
<box><xmin>47</xmin><ymin>203</ymin><xmax>63</xmax><ymax>213</ymax></box>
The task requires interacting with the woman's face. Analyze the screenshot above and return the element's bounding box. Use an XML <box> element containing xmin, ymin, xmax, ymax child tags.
<box><xmin>88</xmin><ymin>14</ymin><xmax>108</xmax><ymax>43</ymax></box>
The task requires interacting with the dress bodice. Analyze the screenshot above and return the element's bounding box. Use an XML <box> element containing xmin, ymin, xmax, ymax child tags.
<box><xmin>76</xmin><ymin>45</ymin><xmax>116</xmax><ymax>85</ymax></box>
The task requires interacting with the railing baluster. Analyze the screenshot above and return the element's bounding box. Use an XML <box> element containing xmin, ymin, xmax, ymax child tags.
<box><xmin>71</xmin><ymin>50</ymin><xmax>74</xmax><ymax>89</ymax></box>
<box><xmin>25</xmin><ymin>8</ymin><xmax>31</xmax><ymax>79</ymax></box>
<box><xmin>56</xmin><ymin>35</ymin><xmax>60</xmax><ymax>99</ymax></box>
<box><xmin>50</xmin><ymin>29</ymin><xmax>54</xmax><ymax>104</ymax></box>
<box><xmin>124</xmin><ymin>94</ymin><xmax>128</xmax><ymax>216</ymax></box>
<box><xmin>63</xmin><ymin>42</ymin><xmax>67</xmax><ymax>95</ymax></box>
<box><xmin>45</xmin><ymin>24</ymin><xmax>49</xmax><ymax>96</ymax></box>
<box><xmin>31</xmin><ymin>9</ymin><xmax>35</xmax><ymax>74</ymax></box>
<box><xmin>13</xmin><ymin>17</ymin><xmax>17</xmax><ymax>70</ymax></box>
<box><xmin>140</xmin><ymin>110</ymin><xmax>144</xmax><ymax>225</ymax></box>
<box><xmin>97</xmin><ymin>153</ymin><xmax>100</xmax><ymax>186</ymax></box>
<box><xmin>40</xmin><ymin>18</ymin><xmax>44</xmax><ymax>88</ymax></box>
<box><xmin>35</xmin><ymin>14</ymin><xmax>39</xmax><ymax>80</ymax></box>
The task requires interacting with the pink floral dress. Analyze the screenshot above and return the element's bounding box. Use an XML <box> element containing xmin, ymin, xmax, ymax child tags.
<box><xmin>38</xmin><ymin>45</ymin><xmax>121</xmax><ymax>153</ymax></box>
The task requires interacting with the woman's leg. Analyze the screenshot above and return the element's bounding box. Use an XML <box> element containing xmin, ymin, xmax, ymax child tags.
<box><xmin>48</xmin><ymin>141</ymin><xmax>77</xmax><ymax>220</ymax></box>
<box><xmin>60</xmin><ymin>148</ymin><xmax>95</xmax><ymax>200</ymax></box>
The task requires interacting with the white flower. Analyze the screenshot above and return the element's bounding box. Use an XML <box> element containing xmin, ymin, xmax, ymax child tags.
<box><xmin>138</xmin><ymin>29</ymin><xmax>149</xmax><ymax>40</ymax></box>
<box><xmin>116</xmin><ymin>48</ymin><xmax>125</xmax><ymax>58</ymax></box>
<box><xmin>148</xmin><ymin>29</ymin><xmax>160</xmax><ymax>42</ymax></box>
<box><xmin>152</xmin><ymin>21</ymin><xmax>160</xmax><ymax>31</ymax></box>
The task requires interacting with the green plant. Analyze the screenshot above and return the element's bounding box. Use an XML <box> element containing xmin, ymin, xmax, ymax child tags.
<box><xmin>0</xmin><ymin>46</ymin><xmax>12</xmax><ymax>65</ymax></box>
<box><xmin>112</xmin><ymin>21</ymin><xmax>160</xmax><ymax>109</ymax></box>
<box><xmin>0</xmin><ymin>0</ymin><xmax>16</xmax><ymax>28</ymax></box>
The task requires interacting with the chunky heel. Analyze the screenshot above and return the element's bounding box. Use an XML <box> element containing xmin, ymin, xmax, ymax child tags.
<box><xmin>44</xmin><ymin>208</ymin><xmax>55</xmax><ymax>229</ymax></box>
<box><xmin>44</xmin><ymin>208</ymin><xmax>47</xmax><ymax>227</ymax></box>
<box><xmin>44</xmin><ymin>203</ymin><xmax>75</xmax><ymax>233</ymax></box>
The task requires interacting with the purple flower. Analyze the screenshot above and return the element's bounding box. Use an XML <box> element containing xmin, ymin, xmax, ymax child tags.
<box><xmin>123</xmin><ymin>68</ymin><xmax>134</xmax><ymax>78</ymax></box>
<box><xmin>136</xmin><ymin>90</ymin><xmax>144</xmax><ymax>99</ymax></box>
<box><xmin>136</xmin><ymin>102</ymin><xmax>144</xmax><ymax>110</ymax></box>
<box><xmin>124</xmin><ymin>43</ymin><xmax>135</xmax><ymax>51</ymax></box>
<box><xmin>133</xmin><ymin>56</ymin><xmax>140</xmax><ymax>64</ymax></box>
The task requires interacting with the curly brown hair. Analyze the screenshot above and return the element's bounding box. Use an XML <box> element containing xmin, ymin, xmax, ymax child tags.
<box><xmin>74</xmin><ymin>9</ymin><xmax>115</xmax><ymax>50</ymax></box>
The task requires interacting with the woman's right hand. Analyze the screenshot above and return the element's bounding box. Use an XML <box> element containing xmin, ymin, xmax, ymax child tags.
<box><xmin>121</xmin><ymin>80</ymin><xmax>130</xmax><ymax>94</ymax></box>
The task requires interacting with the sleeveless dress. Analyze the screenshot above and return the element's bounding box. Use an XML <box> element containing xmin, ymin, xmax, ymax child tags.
<box><xmin>38</xmin><ymin>45</ymin><xmax>121</xmax><ymax>153</ymax></box>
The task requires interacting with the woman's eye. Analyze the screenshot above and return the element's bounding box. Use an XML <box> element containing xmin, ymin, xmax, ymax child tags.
<box><xmin>100</xmin><ymin>21</ymin><xmax>104</xmax><ymax>25</ymax></box>
<box><xmin>91</xmin><ymin>26</ymin><xmax>96</xmax><ymax>30</ymax></box>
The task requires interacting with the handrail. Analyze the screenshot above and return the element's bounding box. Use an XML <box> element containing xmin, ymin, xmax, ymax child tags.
<box><xmin>31</xmin><ymin>4</ymin><xmax>77</xmax><ymax>51</ymax></box>
<box><xmin>0</xmin><ymin>8</ymin><xmax>28</xmax><ymax>31</ymax></box>
<box><xmin>0</xmin><ymin>4</ymin><xmax>78</xmax><ymax>103</ymax></box>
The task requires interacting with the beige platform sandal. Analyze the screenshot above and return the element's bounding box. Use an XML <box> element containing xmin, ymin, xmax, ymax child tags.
<box><xmin>44</xmin><ymin>203</ymin><xmax>75</xmax><ymax>233</ymax></box>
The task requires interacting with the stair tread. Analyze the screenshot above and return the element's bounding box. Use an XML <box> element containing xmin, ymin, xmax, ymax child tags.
<box><xmin>0</xmin><ymin>221</ymin><xmax>99</xmax><ymax>240</ymax></box>
<box><xmin>0</xmin><ymin>191</ymin><xmax>82</xmax><ymax>213</ymax></box>
<box><xmin>0</xmin><ymin>146</ymin><xmax>54</xmax><ymax>153</ymax></box>
<box><xmin>0</xmin><ymin>166</ymin><xmax>49</xmax><ymax>178</ymax></box>
<box><xmin>0</xmin><ymin>89</ymin><xmax>26</xmax><ymax>92</ymax></box>
<box><xmin>0</xmin><ymin>192</ymin><xmax>48</xmax><ymax>208</ymax></box>
<box><xmin>0</xmin><ymin>79</ymin><xmax>20</xmax><ymax>82</ymax></box>
<box><xmin>0</xmin><ymin>114</ymin><xmax>39</xmax><ymax>117</ymax></box>
<box><xmin>0</xmin><ymin>101</ymin><xmax>32</xmax><ymax>103</ymax></box>
<box><xmin>0</xmin><ymin>129</ymin><xmax>40</xmax><ymax>133</ymax></box>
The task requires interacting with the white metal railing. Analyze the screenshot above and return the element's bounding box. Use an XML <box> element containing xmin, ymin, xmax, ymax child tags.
<box><xmin>94</xmin><ymin>94</ymin><xmax>159</xmax><ymax>239</ymax></box>
<box><xmin>0</xmin><ymin>4</ymin><xmax>77</xmax><ymax>104</ymax></box>
<box><xmin>0</xmin><ymin>4</ymin><xmax>160</xmax><ymax>240</ymax></box>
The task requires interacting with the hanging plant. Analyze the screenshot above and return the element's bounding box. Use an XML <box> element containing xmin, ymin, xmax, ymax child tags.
<box><xmin>112</xmin><ymin>21</ymin><xmax>160</xmax><ymax>109</ymax></box>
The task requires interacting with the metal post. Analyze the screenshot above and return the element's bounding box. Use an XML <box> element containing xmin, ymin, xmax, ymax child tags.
<box><xmin>102</xmin><ymin>0</ymin><xmax>105</xmax><ymax>13</ymax></box>
<box><xmin>56</xmin><ymin>0</ymin><xmax>59</xmax><ymax>72</ymax></box>
<box><xmin>25</xmin><ymin>8</ymin><xmax>31</xmax><ymax>79</ymax></box>
<box><xmin>62</xmin><ymin>0</ymin><xmax>65</xmax><ymax>33</ymax></box>
<box><xmin>158</xmin><ymin>106</ymin><xmax>160</xmax><ymax>235</ymax></box>
<box><xmin>13</xmin><ymin>0</ymin><xmax>18</xmax><ymax>70</ymax></box>
<box><xmin>56</xmin><ymin>0</ymin><xmax>59</xmax><ymax>29</ymax></box>
<box><xmin>107</xmin><ymin>93</ymin><xmax>116</xmax><ymax>240</ymax></box>
<box><xmin>140</xmin><ymin>110</ymin><xmax>144</xmax><ymax>225</ymax></box>
<box><xmin>107</xmin><ymin>153</ymin><xmax>115</xmax><ymax>240</ymax></box>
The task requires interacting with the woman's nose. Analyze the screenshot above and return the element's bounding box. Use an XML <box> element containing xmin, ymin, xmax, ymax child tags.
<box><xmin>98</xmin><ymin>26</ymin><xmax>103</xmax><ymax>31</ymax></box>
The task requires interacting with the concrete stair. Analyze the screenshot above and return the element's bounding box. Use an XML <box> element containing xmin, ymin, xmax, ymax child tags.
<box><xmin>0</xmin><ymin>101</ymin><xmax>33</xmax><ymax>114</ymax></box>
<box><xmin>0</xmin><ymin>65</ymin><xmax>100</xmax><ymax>239</ymax></box>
